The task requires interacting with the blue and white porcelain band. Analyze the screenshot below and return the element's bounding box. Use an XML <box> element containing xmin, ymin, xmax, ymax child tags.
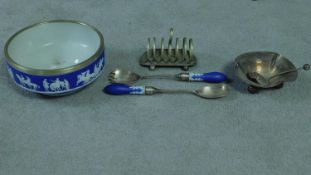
<box><xmin>189</xmin><ymin>73</ymin><xmax>204</xmax><ymax>81</ymax></box>
<box><xmin>6</xmin><ymin>51</ymin><xmax>105</xmax><ymax>94</ymax></box>
<box><xmin>129</xmin><ymin>86</ymin><xmax>145</xmax><ymax>95</ymax></box>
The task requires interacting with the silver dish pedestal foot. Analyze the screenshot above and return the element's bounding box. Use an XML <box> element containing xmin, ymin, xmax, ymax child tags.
<box><xmin>247</xmin><ymin>83</ymin><xmax>284</xmax><ymax>94</ymax></box>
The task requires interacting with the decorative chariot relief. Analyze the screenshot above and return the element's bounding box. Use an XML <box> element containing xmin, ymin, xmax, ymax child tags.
<box><xmin>16</xmin><ymin>74</ymin><xmax>40</xmax><ymax>90</ymax></box>
<box><xmin>43</xmin><ymin>78</ymin><xmax>70</xmax><ymax>92</ymax></box>
<box><xmin>77</xmin><ymin>58</ymin><xmax>104</xmax><ymax>85</ymax></box>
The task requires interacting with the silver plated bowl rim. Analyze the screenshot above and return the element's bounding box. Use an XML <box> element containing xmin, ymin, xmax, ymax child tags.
<box><xmin>4</xmin><ymin>19</ymin><xmax>105</xmax><ymax>76</ymax></box>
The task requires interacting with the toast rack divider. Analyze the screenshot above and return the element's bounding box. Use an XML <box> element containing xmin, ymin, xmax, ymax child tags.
<box><xmin>140</xmin><ymin>28</ymin><xmax>197</xmax><ymax>70</ymax></box>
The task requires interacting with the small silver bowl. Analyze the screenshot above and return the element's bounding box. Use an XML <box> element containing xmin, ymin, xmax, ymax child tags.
<box><xmin>234</xmin><ymin>51</ymin><xmax>308</xmax><ymax>93</ymax></box>
<box><xmin>4</xmin><ymin>20</ymin><xmax>105</xmax><ymax>95</ymax></box>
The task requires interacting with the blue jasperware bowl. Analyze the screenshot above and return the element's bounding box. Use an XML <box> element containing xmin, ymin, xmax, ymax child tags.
<box><xmin>4</xmin><ymin>20</ymin><xmax>105</xmax><ymax>95</ymax></box>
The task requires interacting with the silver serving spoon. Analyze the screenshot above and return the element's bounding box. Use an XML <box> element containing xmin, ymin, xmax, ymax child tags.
<box><xmin>267</xmin><ymin>63</ymin><xmax>310</xmax><ymax>82</ymax></box>
<box><xmin>104</xmin><ymin>83</ymin><xmax>229</xmax><ymax>99</ymax></box>
<box><xmin>248</xmin><ymin>64</ymin><xmax>310</xmax><ymax>86</ymax></box>
<box><xmin>108</xmin><ymin>68</ymin><xmax>228</xmax><ymax>84</ymax></box>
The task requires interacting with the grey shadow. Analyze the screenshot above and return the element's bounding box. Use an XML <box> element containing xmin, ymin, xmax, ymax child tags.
<box><xmin>221</xmin><ymin>61</ymin><xmax>249</xmax><ymax>94</ymax></box>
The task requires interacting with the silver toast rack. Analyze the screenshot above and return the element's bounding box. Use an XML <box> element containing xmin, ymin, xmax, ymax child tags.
<box><xmin>139</xmin><ymin>28</ymin><xmax>197</xmax><ymax>70</ymax></box>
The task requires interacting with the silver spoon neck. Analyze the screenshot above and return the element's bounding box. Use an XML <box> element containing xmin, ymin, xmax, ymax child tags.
<box><xmin>141</xmin><ymin>74</ymin><xmax>177</xmax><ymax>80</ymax></box>
<box><xmin>155</xmin><ymin>88</ymin><xmax>195</xmax><ymax>94</ymax></box>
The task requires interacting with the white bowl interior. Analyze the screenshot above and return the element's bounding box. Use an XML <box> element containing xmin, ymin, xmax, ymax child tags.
<box><xmin>7</xmin><ymin>22</ymin><xmax>101</xmax><ymax>70</ymax></box>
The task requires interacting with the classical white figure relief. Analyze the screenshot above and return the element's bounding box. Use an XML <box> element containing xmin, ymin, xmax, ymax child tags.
<box><xmin>7</xmin><ymin>67</ymin><xmax>14</xmax><ymax>79</ymax></box>
<box><xmin>16</xmin><ymin>74</ymin><xmax>40</xmax><ymax>90</ymax></box>
<box><xmin>94</xmin><ymin>58</ymin><xmax>104</xmax><ymax>75</ymax></box>
<box><xmin>76</xmin><ymin>58</ymin><xmax>104</xmax><ymax>85</ymax></box>
<box><xmin>77</xmin><ymin>70</ymin><xmax>94</xmax><ymax>85</ymax></box>
<box><xmin>43</xmin><ymin>78</ymin><xmax>70</xmax><ymax>92</ymax></box>
<box><xmin>43</xmin><ymin>79</ymin><xmax>50</xmax><ymax>91</ymax></box>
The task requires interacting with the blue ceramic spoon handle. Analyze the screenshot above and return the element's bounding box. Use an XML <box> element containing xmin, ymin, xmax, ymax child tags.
<box><xmin>104</xmin><ymin>84</ymin><xmax>145</xmax><ymax>95</ymax></box>
<box><xmin>186</xmin><ymin>72</ymin><xmax>228</xmax><ymax>83</ymax></box>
